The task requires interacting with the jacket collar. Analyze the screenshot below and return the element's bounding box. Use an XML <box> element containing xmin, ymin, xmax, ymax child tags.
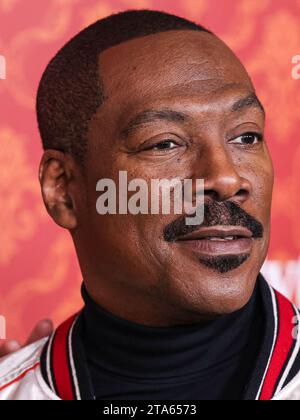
<box><xmin>40</xmin><ymin>274</ymin><xmax>300</xmax><ymax>401</ymax></box>
<box><xmin>245</xmin><ymin>276</ymin><xmax>300</xmax><ymax>400</ymax></box>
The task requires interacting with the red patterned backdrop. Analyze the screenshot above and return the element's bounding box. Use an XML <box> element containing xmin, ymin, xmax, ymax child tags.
<box><xmin>0</xmin><ymin>0</ymin><xmax>299</xmax><ymax>342</ymax></box>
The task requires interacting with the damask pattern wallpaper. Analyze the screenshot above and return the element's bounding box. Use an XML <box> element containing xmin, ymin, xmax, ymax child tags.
<box><xmin>0</xmin><ymin>0</ymin><xmax>299</xmax><ymax>341</ymax></box>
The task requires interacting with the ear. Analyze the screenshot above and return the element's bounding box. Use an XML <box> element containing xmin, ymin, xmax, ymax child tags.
<box><xmin>39</xmin><ymin>150</ymin><xmax>78</xmax><ymax>230</ymax></box>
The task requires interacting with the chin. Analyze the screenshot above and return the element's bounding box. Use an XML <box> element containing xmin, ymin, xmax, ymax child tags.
<box><xmin>169</xmin><ymin>257</ymin><xmax>259</xmax><ymax>319</ymax></box>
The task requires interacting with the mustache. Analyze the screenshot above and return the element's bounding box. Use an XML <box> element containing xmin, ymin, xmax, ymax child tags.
<box><xmin>163</xmin><ymin>201</ymin><xmax>264</xmax><ymax>242</ymax></box>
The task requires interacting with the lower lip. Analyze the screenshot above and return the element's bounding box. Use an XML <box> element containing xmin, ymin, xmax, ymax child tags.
<box><xmin>177</xmin><ymin>238</ymin><xmax>254</xmax><ymax>256</ymax></box>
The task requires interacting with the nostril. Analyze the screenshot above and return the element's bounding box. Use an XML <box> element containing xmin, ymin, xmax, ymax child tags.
<box><xmin>231</xmin><ymin>189</ymin><xmax>250</xmax><ymax>206</ymax></box>
<box><xmin>204</xmin><ymin>190</ymin><xmax>220</xmax><ymax>202</ymax></box>
<box><xmin>203</xmin><ymin>168</ymin><xmax>252</xmax><ymax>202</ymax></box>
<box><xmin>236</xmin><ymin>188</ymin><xmax>250</xmax><ymax>198</ymax></box>
<box><xmin>204</xmin><ymin>186</ymin><xmax>250</xmax><ymax>203</ymax></box>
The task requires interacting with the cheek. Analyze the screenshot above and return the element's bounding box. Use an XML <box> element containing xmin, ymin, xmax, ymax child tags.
<box><xmin>236</xmin><ymin>148</ymin><xmax>274</xmax><ymax>214</ymax></box>
<box><xmin>246</xmin><ymin>161</ymin><xmax>274</xmax><ymax>254</ymax></box>
<box><xmin>253</xmin><ymin>157</ymin><xmax>274</xmax><ymax>216</ymax></box>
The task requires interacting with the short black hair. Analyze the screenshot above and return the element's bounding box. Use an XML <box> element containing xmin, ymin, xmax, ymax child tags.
<box><xmin>36</xmin><ymin>9</ymin><xmax>211</xmax><ymax>164</ymax></box>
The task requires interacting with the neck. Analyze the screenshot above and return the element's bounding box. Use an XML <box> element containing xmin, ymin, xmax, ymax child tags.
<box><xmin>81</xmin><ymin>283</ymin><xmax>261</xmax><ymax>380</ymax></box>
<box><xmin>84</xmin><ymin>280</ymin><xmax>218</xmax><ymax>327</ymax></box>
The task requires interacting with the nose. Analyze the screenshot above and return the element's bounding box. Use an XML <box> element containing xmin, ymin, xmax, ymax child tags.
<box><xmin>198</xmin><ymin>144</ymin><xmax>252</xmax><ymax>203</ymax></box>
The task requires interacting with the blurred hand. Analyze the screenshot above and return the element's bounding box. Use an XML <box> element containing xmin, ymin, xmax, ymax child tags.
<box><xmin>0</xmin><ymin>320</ymin><xmax>53</xmax><ymax>358</ymax></box>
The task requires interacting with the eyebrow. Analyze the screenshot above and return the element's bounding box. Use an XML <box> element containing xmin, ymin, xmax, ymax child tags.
<box><xmin>231</xmin><ymin>93</ymin><xmax>265</xmax><ymax>116</ymax></box>
<box><xmin>120</xmin><ymin>109</ymin><xmax>190</xmax><ymax>139</ymax></box>
<box><xmin>120</xmin><ymin>93</ymin><xmax>265</xmax><ymax>139</ymax></box>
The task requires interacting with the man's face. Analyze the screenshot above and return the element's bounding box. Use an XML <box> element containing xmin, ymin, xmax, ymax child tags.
<box><xmin>74</xmin><ymin>30</ymin><xmax>274</xmax><ymax>321</ymax></box>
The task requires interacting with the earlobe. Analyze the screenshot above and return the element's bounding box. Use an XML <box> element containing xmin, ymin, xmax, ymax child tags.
<box><xmin>39</xmin><ymin>150</ymin><xmax>78</xmax><ymax>230</ymax></box>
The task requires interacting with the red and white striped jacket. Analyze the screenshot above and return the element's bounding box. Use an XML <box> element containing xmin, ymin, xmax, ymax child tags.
<box><xmin>1</xmin><ymin>278</ymin><xmax>300</xmax><ymax>400</ymax></box>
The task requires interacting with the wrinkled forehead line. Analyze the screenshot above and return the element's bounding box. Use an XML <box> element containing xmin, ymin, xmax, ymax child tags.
<box><xmin>98</xmin><ymin>29</ymin><xmax>232</xmax><ymax>73</ymax></box>
<box><xmin>89</xmin><ymin>30</ymin><xmax>256</xmax><ymax>140</ymax></box>
<box><xmin>98</xmin><ymin>29</ymin><xmax>252</xmax><ymax>100</ymax></box>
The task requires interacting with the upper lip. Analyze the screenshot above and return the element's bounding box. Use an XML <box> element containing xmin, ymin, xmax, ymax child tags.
<box><xmin>176</xmin><ymin>226</ymin><xmax>253</xmax><ymax>241</ymax></box>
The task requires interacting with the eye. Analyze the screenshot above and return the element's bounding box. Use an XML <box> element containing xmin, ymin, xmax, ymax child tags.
<box><xmin>150</xmin><ymin>140</ymin><xmax>179</xmax><ymax>151</ymax></box>
<box><xmin>230</xmin><ymin>132</ymin><xmax>263</xmax><ymax>146</ymax></box>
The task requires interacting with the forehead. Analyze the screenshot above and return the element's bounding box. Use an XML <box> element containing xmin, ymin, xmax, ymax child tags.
<box><xmin>99</xmin><ymin>30</ymin><xmax>254</xmax><ymax>133</ymax></box>
<box><xmin>99</xmin><ymin>31</ymin><xmax>251</xmax><ymax>97</ymax></box>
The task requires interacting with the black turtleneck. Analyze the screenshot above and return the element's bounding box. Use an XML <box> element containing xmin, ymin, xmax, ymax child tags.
<box><xmin>80</xmin><ymin>284</ymin><xmax>264</xmax><ymax>401</ymax></box>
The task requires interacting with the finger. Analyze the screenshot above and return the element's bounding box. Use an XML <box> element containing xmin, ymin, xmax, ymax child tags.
<box><xmin>0</xmin><ymin>340</ymin><xmax>21</xmax><ymax>358</ymax></box>
<box><xmin>26</xmin><ymin>320</ymin><xmax>54</xmax><ymax>345</ymax></box>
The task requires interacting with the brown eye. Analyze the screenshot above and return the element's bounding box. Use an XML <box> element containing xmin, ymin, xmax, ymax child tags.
<box><xmin>230</xmin><ymin>132</ymin><xmax>263</xmax><ymax>145</ymax></box>
<box><xmin>151</xmin><ymin>140</ymin><xmax>179</xmax><ymax>151</ymax></box>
